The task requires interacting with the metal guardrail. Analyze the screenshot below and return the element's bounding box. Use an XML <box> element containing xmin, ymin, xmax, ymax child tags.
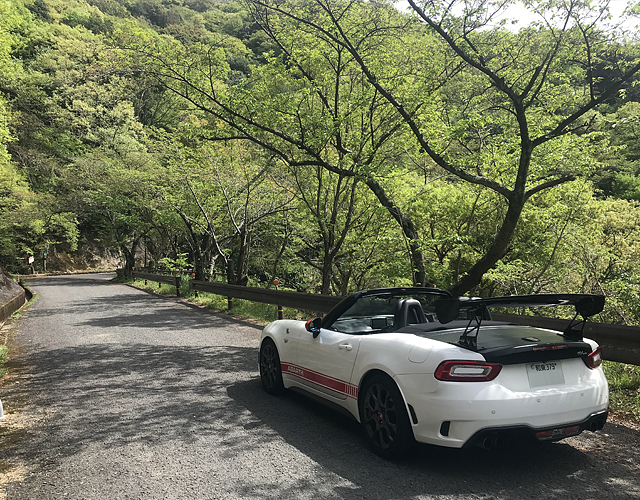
<box><xmin>188</xmin><ymin>280</ymin><xmax>344</xmax><ymax>313</ymax></box>
<box><xmin>131</xmin><ymin>271</ymin><xmax>182</xmax><ymax>297</ymax></box>
<box><xmin>119</xmin><ymin>272</ymin><xmax>640</xmax><ymax>365</ymax></box>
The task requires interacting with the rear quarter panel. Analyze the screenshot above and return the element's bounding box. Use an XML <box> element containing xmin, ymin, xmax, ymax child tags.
<box><xmin>351</xmin><ymin>334</ymin><xmax>485</xmax><ymax>392</ymax></box>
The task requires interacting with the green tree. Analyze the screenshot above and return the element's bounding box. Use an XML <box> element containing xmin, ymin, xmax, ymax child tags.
<box><xmin>595</xmin><ymin>101</ymin><xmax>640</xmax><ymax>200</ymax></box>
<box><xmin>66</xmin><ymin>150</ymin><xmax>155</xmax><ymax>274</ymax></box>
<box><xmin>117</xmin><ymin>2</ymin><xmax>437</xmax><ymax>288</ymax></box>
<box><xmin>0</xmin><ymin>1</ymin><xmax>80</xmax><ymax>271</ymax></box>
<box><xmin>287</xmin><ymin>166</ymin><xmax>363</xmax><ymax>294</ymax></box>
<box><xmin>247</xmin><ymin>0</ymin><xmax>640</xmax><ymax>295</ymax></box>
<box><xmin>148</xmin><ymin>132</ymin><xmax>293</xmax><ymax>283</ymax></box>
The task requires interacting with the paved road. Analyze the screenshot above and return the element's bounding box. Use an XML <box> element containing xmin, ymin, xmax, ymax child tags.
<box><xmin>0</xmin><ymin>274</ymin><xmax>639</xmax><ymax>499</ymax></box>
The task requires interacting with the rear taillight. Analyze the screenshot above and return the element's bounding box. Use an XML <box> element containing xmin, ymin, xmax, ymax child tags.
<box><xmin>435</xmin><ymin>361</ymin><xmax>502</xmax><ymax>382</ymax></box>
<box><xmin>584</xmin><ymin>347</ymin><xmax>603</xmax><ymax>369</ymax></box>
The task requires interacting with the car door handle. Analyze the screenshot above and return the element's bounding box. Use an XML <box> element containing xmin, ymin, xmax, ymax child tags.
<box><xmin>339</xmin><ymin>343</ymin><xmax>353</xmax><ymax>351</ymax></box>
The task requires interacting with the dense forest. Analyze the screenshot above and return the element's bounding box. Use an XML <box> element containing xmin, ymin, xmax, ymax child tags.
<box><xmin>1</xmin><ymin>0</ymin><xmax>639</xmax><ymax>323</ymax></box>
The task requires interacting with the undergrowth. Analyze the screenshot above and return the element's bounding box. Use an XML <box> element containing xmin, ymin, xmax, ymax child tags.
<box><xmin>603</xmin><ymin>361</ymin><xmax>640</xmax><ymax>423</ymax></box>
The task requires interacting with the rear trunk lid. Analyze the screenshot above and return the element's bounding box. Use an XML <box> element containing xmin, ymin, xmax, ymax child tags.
<box><xmin>401</xmin><ymin>321</ymin><xmax>594</xmax><ymax>365</ymax></box>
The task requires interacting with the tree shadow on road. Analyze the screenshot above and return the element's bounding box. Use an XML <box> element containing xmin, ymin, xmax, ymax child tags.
<box><xmin>226</xmin><ymin>380</ymin><xmax>640</xmax><ymax>500</ymax></box>
<box><xmin>1</xmin><ymin>343</ymin><xmax>258</xmax><ymax>463</ymax></box>
<box><xmin>19</xmin><ymin>285</ymin><xmax>264</xmax><ymax>333</ymax></box>
<box><xmin>1</xmin><ymin>324</ymin><xmax>638</xmax><ymax>500</ymax></box>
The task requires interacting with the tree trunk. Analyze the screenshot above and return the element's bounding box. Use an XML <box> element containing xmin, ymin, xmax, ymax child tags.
<box><xmin>226</xmin><ymin>259</ymin><xmax>235</xmax><ymax>284</ymax></box>
<box><xmin>320</xmin><ymin>251</ymin><xmax>333</xmax><ymax>295</ymax></box>
<box><xmin>193</xmin><ymin>248</ymin><xmax>206</xmax><ymax>281</ymax></box>
<box><xmin>192</xmin><ymin>233</ymin><xmax>211</xmax><ymax>281</ymax></box>
<box><xmin>234</xmin><ymin>226</ymin><xmax>249</xmax><ymax>285</ymax></box>
<box><xmin>267</xmin><ymin>224</ymin><xmax>289</xmax><ymax>289</ymax></box>
<box><xmin>121</xmin><ymin>238</ymin><xmax>140</xmax><ymax>277</ymax></box>
<box><xmin>365</xmin><ymin>177</ymin><xmax>427</xmax><ymax>286</ymax></box>
<box><xmin>448</xmin><ymin>195</ymin><xmax>524</xmax><ymax>297</ymax></box>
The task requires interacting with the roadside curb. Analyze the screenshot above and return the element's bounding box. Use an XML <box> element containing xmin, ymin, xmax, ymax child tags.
<box><xmin>1</xmin><ymin>280</ymin><xmax>33</xmax><ymax>420</ymax></box>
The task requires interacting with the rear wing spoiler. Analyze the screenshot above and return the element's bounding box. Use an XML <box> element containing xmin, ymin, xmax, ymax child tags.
<box><xmin>435</xmin><ymin>294</ymin><xmax>605</xmax><ymax>348</ymax></box>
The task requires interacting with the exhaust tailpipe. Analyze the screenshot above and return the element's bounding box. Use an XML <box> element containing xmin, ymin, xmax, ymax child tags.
<box><xmin>481</xmin><ymin>436</ymin><xmax>497</xmax><ymax>449</ymax></box>
<box><xmin>589</xmin><ymin>418</ymin><xmax>606</xmax><ymax>432</ymax></box>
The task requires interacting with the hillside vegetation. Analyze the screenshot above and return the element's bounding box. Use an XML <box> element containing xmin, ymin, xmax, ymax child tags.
<box><xmin>0</xmin><ymin>0</ymin><xmax>639</xmax><ymax>324</ymax></box>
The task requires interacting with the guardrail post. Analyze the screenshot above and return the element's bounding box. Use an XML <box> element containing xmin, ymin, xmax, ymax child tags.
<box><xmin>274</xmin><ymin>279</ymin><xmax>283</xmax><ymax>319</ymax></box>
<box><xmin>227</xmin><ymin>297</ymin><xmax>233</xmax><ymax>309</ymax></box>
<box><xmin>191</xmin><ymin>274</ymin><xmax>198</xmax><ymax>297</ymax></box>
<box><xmin>174</xmin><ymin>272</ymin><xmax>181</xmax><ymax>297</ymax></box>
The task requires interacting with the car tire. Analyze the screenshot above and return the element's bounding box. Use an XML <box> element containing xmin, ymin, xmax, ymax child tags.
<box><xmin>259</xmin><ymin>338</ymin><xmax>285</xmax><ymax>395</ymax></box>
<box><xmin>359</xmin><ymin>373</ymin><xmax>414</xmax><ymax>459</ymax></box>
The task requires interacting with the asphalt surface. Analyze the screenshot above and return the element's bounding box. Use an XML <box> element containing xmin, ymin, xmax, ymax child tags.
<box><xmin>0</xmin><ymin>273</ymin><xmax>639</xmax><ymax>500</ymax></box>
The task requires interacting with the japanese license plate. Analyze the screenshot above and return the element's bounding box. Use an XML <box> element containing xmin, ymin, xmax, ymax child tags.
<box><xmin>526</xmin><ymin>361</ymin><xmax>565</xmax><ymax>388</ymax></box>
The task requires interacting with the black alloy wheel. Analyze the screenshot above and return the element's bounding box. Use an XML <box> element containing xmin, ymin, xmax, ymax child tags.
<box><xmin>359</xmin><ymin>373</ymin><xmax>414</xmax><ymax>459</ymax></box>
<box><xmin>259</xmin><ymin>338</ymin><xmax>284</xmax><ymax>395</ymax></box>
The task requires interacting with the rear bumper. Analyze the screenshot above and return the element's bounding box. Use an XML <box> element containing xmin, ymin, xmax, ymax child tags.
<box><xmin>396</xmin><ymin>362</ymin><xmax>609</xmax><ymax>448</ymax></box>
<box><xmin>463</xmin><ymin>409</ymin><xmax>608</xmax><ymax>449</ymax></box>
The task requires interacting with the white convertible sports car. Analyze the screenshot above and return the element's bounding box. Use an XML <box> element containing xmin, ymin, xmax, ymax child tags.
<box><xmin>258</xmin><ymin>287</ymin><xmax>609</xmax><ymax>458</ymax></box>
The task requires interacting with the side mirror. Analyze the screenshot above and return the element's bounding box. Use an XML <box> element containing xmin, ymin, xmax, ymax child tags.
<box><xmin>305</xmin><ymin>317</ymin><xmax>322</xmax><ymax>338</ymax></box>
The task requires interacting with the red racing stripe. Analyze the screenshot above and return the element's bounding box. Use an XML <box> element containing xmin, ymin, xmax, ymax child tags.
<box><xmin>281</xmin><ymin>362</ymin><xmax>358</xmax><ymax>399</ymax></box>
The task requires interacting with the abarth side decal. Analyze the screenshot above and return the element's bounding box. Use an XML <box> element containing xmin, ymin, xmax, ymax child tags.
<box><xmin>281</xmin><ymin>362</ymin><xmax>358</xmax><ymax>399</ymax></box>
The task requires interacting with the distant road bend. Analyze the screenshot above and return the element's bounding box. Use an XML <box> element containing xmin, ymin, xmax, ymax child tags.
<box><xmin>0</xmin><ymin>273</ymin><xmax>638</xmax><ymax>499</ymax></box>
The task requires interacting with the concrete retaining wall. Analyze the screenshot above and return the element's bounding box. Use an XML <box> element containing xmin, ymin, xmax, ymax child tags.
<box><xmin>0</xmin><ymin>288</ymin><xmax>26</xmax><ymax>324</ymax></box>
<box><xmin>0</xmin><ymin>263</ymin><xmax>26</xmax><ymax>325</ymax></box>
<box><xmin>0</xmin><ymin>269</ymin><xmax>24</xmax><ymax>419</ymax></box>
